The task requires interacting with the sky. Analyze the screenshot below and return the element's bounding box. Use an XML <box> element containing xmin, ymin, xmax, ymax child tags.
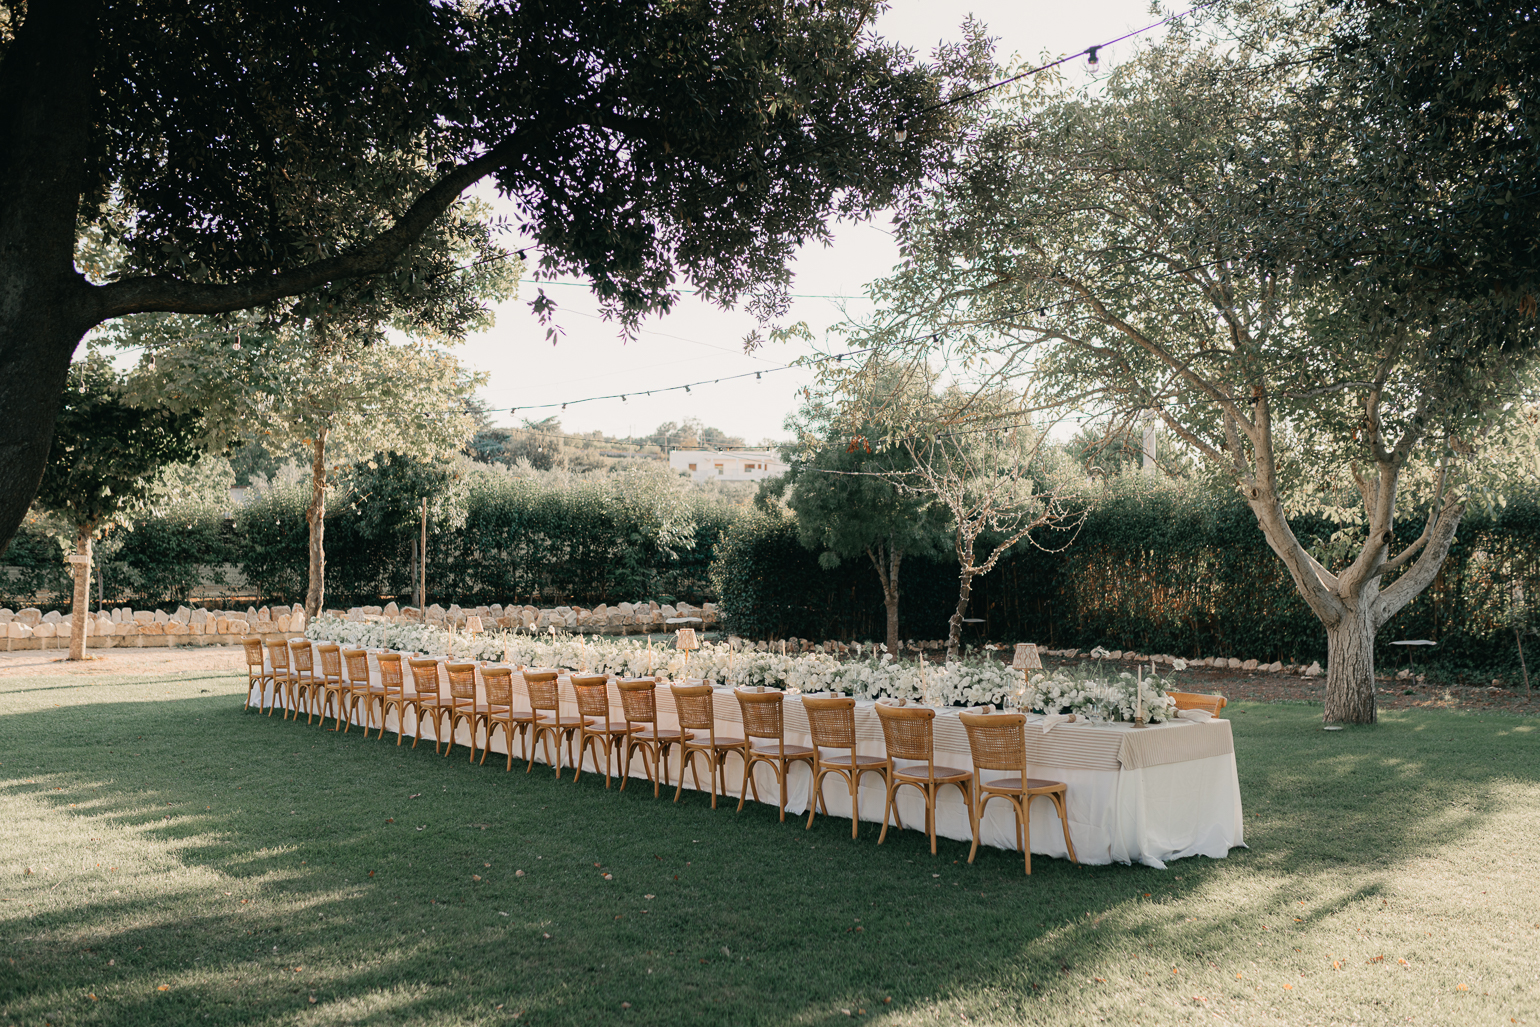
<box><xmin>462</xmin><ymin>0</ymin><xmax>1177</xmax><ymax>446</ymax></box>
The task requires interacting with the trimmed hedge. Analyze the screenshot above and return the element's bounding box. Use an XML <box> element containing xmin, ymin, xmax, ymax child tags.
<box><xmin>5</xmin><ymin>467</ymin><xmax>1537</xmax><ymax>678</ymax></box>
<box><xmin>712</xmin><ymin>480</ymin><xmax>1540</xmax><ymax>678</ymax></box>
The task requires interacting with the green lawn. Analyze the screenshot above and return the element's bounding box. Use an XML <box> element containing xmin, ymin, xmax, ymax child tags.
<box><xmin>1</xmin><ymin>667</ymin><xmax>1536</xmax><ymax>1027</ymax></box>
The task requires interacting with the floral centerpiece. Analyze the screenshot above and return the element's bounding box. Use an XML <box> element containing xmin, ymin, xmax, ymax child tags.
<box><xmin>307</xmin><ymin>617</ymin><xmax>1182</xmax><ymax>720</ymax></box>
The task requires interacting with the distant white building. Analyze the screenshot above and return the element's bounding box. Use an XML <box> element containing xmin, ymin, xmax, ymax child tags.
<box><xmin>669</xmin><ymin>449</ymin><xmax>786</xmax><ymax>483</ymax></box>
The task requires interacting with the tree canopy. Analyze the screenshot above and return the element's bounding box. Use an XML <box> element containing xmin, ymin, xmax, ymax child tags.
<box><xmin>826</xmin><ymin>5</ymin><xmax>1540</xmax><ymax>721</ymax></box>
<box><xmin>0</xmin><ymin>0</ymin><xmax>982</xmax><ymax>553</ymax></box>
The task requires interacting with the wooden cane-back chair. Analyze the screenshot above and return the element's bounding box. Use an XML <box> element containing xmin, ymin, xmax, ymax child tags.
<box><xmin>958</xmin><ymin>711</ymin><xmax>1076</xmax><ymax>874</ymax></box>
<box><xmin>802</xmin><ymin>695</ymin><xmax>890</xmax><ymax>838</ymax></box>
<box><xmin>736</xmin><ymin>689</ymin><xmax>816</xmax><ymax>821</ymax></box>
<box><xmin>342</xmin><ymin>649</ymin><xmax>382</xmax><ymax>735</ymax></box>
<box><xmin>672</xmin><ymin>682</ymin><xmax>745</xmax><ymax>808</ymax></box>
<box><xmin>442</xmin><ymin>663</ymin><xmax>482</xmax><ymax>761</ymax></box>
<box><xmin>1169</xmin><ymin>692</ymin><xmax>1228</xmax><ymax>717</ymax></box>
<box><xmin>480</xmin><ymin>666</ymin><xmax>535</xmax><ymax>770</ymax></box>
<box><xmin>375</xmin><ymin>653</ymin><xmax>411</xmax><ymax>743</ymax></box>
<box><xmin>242</xmin><ymin>637</ymin><xmax>276</xmax><ymax>714</ymax></box>
<box><xmin>616</xmin><ymin>678</ymin><xmax>690</xmax><ymax>797</ymax></box>
<box><xmin>873</xmin><ymin>703</ymin><xmax>974</xmax><ymax>855</ymax></box>
<box><xmin>407</xmin><ymin>658</ymin><xmax>448</xmax><ymax>752</ymax></box>
<box><xmin>314</xmin><ymin>644</ymin><xmax>348</xmax><ymax>730</ymax></box>
<box><xmin>572</xmin><ymin>675</ymin><xmax>632</xmax><ymax>788</ymax></box>
<box><xmin>288</xmin><ymin>640</ymin><xmax>322</xmax><ymax>724</ymax></box>
<box><xmin>525</xmin><ymin>670</ymin><xmax>591</xmax><ymax>778</ymax></box>
<box><xmin>265</xmin><ymin>640</ymin><xmax>295</xmax><ymax>719</ymax></box>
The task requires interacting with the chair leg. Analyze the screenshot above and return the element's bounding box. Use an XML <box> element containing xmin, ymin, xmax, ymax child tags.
<box><xmin>1050</xmin><ymin>790</ymin><xmax>1077</xmax><ymax>864</ymax></box>
<box><xmin>967</xmin><ymin>788</ymin><xmax>984</xmax><ymax>865</ymax></box>
<box><xmin>806</xmin><ymin>765</ymin><xmax>825</xmax><ymax>830</ymax></box>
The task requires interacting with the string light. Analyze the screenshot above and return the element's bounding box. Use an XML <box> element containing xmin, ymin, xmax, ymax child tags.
<box><xmin>893</xmin><ymin>117</ymin><xmax>908</xmax><ymax>143</ymax></box>
<box><xmin>1086</xmin><ymin>46</ymin><xmax>1101</xmax><ymax>73</ymax></box>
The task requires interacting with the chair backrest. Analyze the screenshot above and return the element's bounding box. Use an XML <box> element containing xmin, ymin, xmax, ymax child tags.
<box><xmin>409</xmin><ymin>658</ymin><xmax>442</xmax><ymax>698</ymax></box>
<box><xmin>483</xmin><ymin>666</ymin><xmax>515</xmax><ymax>707</ymax></box>
<box><xmin>266</xmin><ymin>639</ymin><xmax>291</xmax><ymax>671</ymax></box>
<box><xmin>445</xmin><ymin>663</ymin><xmax>478</xmax><ymax>702</ymax></box>
<box><xmin>242</xmin><ymin>637</ymin><xmax>265</xmax><ymax>669</ymax></box>
<box><xmin>616</xmin><ymin>678</ymin><xmax>658</xmax><ymax>724</ymax></box>
<box><xmin>802</xmin><ymin>695</ymin><xmax>857</xmax><ymax>749</ymax></box>
<box><xmin>342</xmin><ymin>649</ymin><xmax>369</xmax><ymax>683</ymax></box>
<box><xmin>959</xmin><ymin>711</ymin><xmax>1027</xmax><ymax>773</ymax></box>
<box><xmin>524</xmin><ymin>670</ymin><xmax>561</xmax><ymax>713</ymax></box>
<box><xmin>736</xmin><ymin>689</ymin><xmax>786</xmax><ymax>742</ymax></box>
<box><xmin>670</xmin><ymin>682</ymin><xmax>717</xmax><ymax>736</ymax></box>
<box><xmin>874</xmin><ymin>703</ymin><xmax>937</xmax><ymax>764</ymax></box>
<box><xmin>290</xmin><ymin>640</ymin><xmax>314</xmax><ymax>673</ymax></box>
<box><xmin>1170</xmin><ymin>691</ymin><xmax>1227</xmax><ymax>717</ymax></box>
<box><xmin>570</xmin><ymin>675</ymin><xmax>612</xmax><ymax>723</ymax></box>
<box><xmin>377</xmin><ymin>652</ymin><xmax>404</xmax><ymax>695</ymax></box>
<box><xmin>316</xmin><ymin>644</ymin><xmax>342</xmax><ymax>680</ymax></box>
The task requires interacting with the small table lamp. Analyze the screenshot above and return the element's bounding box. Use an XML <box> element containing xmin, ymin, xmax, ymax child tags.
<box><xmin>1012</xmin><ymin>643</ymin><xmax>1042</xmax><ymax>677</ymax></box>
<box><xmin>675</xmin><ymin>627</ymin><xmax>699</xmax><ymax>674</ymax></box>
<box><xmin>465</xmin><ymin>615</ymin><xmax>484</xmax><ymax>635</ymax></box>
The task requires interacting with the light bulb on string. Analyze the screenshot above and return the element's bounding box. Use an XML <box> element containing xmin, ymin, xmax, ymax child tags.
<box><xmin>893</xmin><ymin>117</ymin><xmax>908</xmax><ymax>143</ymax></box>
<box><xmin>1086</xmin><ymin>46</ymin><xmax>1100</xmax><ymax>73</ymax></box>
<box><xmin>736</xmin><ymin>180</ymin><xmax>748</xmax><ymax>193</ymax></box>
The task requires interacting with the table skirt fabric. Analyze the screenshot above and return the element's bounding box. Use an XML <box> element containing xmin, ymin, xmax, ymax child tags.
<box><xmin>260</xmin><ymin>642</ymin><xmax>1245</xmax><ymax>868</ymax></box>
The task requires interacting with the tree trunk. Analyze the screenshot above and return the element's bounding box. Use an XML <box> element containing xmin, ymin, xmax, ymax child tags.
<box><xmin>947</xmin><ymin>569</ymin><xmax>976</xmax><ymax>664</ymax></box>
<box><xmin>68</xmin><ymin>524</ymin><xmax>92</xmax><ymax>660</ymax></box>
<box><xmin>1323</xmin><ymin>597</ymin><xmax>1378</xmax><ymax>724</ymax></box>
<box><xmin>419</xmin><ymin>497</ymin><xmax>428</xmax><ymax>609</ymax></box>
<box><xmin>867</xmin><ymin>538</ymin><xmax>904</xmax><ymax>656</ymax></box>
<box><xmin>304</xmin><ymin>430</ymin><xmax>328</xmax><ymax>619</ymax></box>
<box><xmin>0</xmin><ymin>3</ymin><xmax>101</xmax><ymax>555</ymax></box>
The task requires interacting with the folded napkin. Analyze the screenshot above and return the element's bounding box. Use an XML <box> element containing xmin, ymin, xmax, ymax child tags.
<box><xmin>1040</xmin><ymin>712</ymin><xmax>1078</xmax><ymax>733</ymax></box>
<box><xmin>877</xmin><ymin>697</ymin><xmax>907</xmax><ymax>707</ymax></box>
<box><xmin>963</xmin><ymin>704</ymin><xmax>997</xmax><ymax>715</ymax></box>
<box><xmin>1175</xmin><ymin>708</ymin><xmax>1214</xmax><ymax>723</ymax></box>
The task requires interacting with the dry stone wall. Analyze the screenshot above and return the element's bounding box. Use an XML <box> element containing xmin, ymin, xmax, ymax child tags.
<box><xmin>0</xmin><ymin>604</ymin><xmax>307</xmax><ymax>650</ymax></box>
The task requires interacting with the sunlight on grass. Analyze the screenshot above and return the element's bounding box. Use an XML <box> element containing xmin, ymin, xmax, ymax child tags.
<box><xmin>2</xmin><ymin>669</ymin><xmax>1536</xmax><ymax>1025</ymax></box>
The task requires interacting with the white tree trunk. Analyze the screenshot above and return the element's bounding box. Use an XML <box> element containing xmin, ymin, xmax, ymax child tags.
<box><xmin>304</xmin><ymin>430</ymin><xmax>328</xmax><ymax>620</ymax></box>
<box><xmin>67</xmin><ymin>524</ymin><xmax>91</xmax><ymax>661</ymax></box>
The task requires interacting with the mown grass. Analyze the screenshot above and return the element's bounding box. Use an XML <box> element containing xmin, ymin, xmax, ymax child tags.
<box><xmin>1</xmin><ymin>668</ymin><xmax>1537</xmax><ymax>1026</ymax></box>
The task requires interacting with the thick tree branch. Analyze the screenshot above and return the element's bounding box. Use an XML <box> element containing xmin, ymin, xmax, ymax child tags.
<box><xmin>89</xmin><ymin>138</ymin><xmax>528</xmax><ymax>322</ymax></box>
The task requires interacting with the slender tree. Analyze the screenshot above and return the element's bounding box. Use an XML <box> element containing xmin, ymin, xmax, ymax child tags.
<box><xmin>33</xmin><ymin>353</ymin><xmax>203</xmax><ymax>659</ymax></box>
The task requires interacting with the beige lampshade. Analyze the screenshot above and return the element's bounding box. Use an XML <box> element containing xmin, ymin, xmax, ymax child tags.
<box><xmin>1012</xmin><ymin>643</ymin><xmax>1042</xmax><ymax>671</ymax></box>
<box><xmin>674</xmin><ymin>628</ymin><xmax>699</xmax><ymax>651</ymax></box>
<box><xmin>465</xmin><ymin>616</ymin><xmax>484</xmax><ymax>634</ymax></box>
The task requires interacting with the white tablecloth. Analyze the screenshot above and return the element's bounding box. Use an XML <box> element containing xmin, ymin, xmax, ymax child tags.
<box><xmin>265</xmin><ymin>643</ymin><xmax>1245</xmax><ymax>868</ymax></box>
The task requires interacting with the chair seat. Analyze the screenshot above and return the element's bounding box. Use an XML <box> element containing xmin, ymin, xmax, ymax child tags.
<box><xmin>351</xmin><ymin>684</ymin><xmax>388</xmax><ymax>695</ymax></box>
<box><xmin>980</xmin><ymin>777</ymin><xmax>1068</xmax><ymax>794</ymax></box>
<box><xmin>406</xmin><ymin>695</ymin><xmax>447</xmax><ymax>707</ymax></box>
<box><xmin>585</xmin><ymin>724</ymin><xmax>635</xmax><ymax>736</ymax></box>
<box><xmin>685</xmin><ymin>735</ymin><xmax>746</xmax><ymax>749</ymax></box>
<box><xmin>749</xmin><ymin>742</ymin><xmax>815</xmax><ymax>758</ymax></box>
<box><xmin>536</xmin><ymin>715</ymin><xmax>593</xmax><ymax>728</ymax></box>
<box><xmin>893</xmin><ymin>765</ymin><xmax>971</xmax><ymax>784</ymax></box>
<box><xmin>819</xmin><ymin>753</ymin><xmax>888</xmax><ymax>769</ymax></box>
<box><xmin>478</xmin><ymin>704</ymin><xmax>535</xmax><ymax>719</ymax></box>
<box><xmin>632</xmin><ymin>727</ymin><xmax>692</xmax><ymax>742</ymax></box>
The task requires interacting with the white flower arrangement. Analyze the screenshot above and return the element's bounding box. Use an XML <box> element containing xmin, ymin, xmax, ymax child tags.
<box><xmin>306</xmin><ymin>616</ymin><xmax>1178</xmax><ymax>719</ymax></box>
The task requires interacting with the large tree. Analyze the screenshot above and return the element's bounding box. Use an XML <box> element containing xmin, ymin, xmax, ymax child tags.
<box><xmin>34</xmin><ymin>352</ymin><xmax>204</xmax><ymax>660</ymax></box>
<box><xmin>0</xmin><ymin>0</ymin><xmax>984</xmax><ymax>553</ymax></box>
<box><xmin>835</xmin><ymin>9</ymin><xmax>1539</xmax><ymax>722</ymax></box>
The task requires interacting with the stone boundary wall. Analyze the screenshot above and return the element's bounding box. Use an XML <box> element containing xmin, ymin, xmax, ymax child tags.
<box><xmin>0</xmin><ymin>603</ymin><xmax>306</xmax><ymax>651</ymax></box>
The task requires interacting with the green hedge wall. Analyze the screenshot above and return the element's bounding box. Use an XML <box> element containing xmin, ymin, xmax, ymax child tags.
<box><xmin>0</xmin><ymin>471</ymin><xmax>737</xmax><ymax>612</ymax></box>
<box><xmin>711</xmin><ymin>482</ymin><xmax>1540</xmax><ymax>678</ymax></box>
<box><xmin>5</xmin><ymin>469</ymin><xmax>1537</xmax><ymax>679</ymax></box>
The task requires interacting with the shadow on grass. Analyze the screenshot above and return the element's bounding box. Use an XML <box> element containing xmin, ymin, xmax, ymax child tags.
<box><xmin>3</xmin><ymin>691</ymin><xmax>1537</xmax><ymax>1026</ymax></box>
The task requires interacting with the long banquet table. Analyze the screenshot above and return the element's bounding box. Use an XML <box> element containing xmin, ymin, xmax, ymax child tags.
<box><xmin>269</xmin><ymin>642</ymin><xmax>1245</xmax><ymax>868</ymax></box>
